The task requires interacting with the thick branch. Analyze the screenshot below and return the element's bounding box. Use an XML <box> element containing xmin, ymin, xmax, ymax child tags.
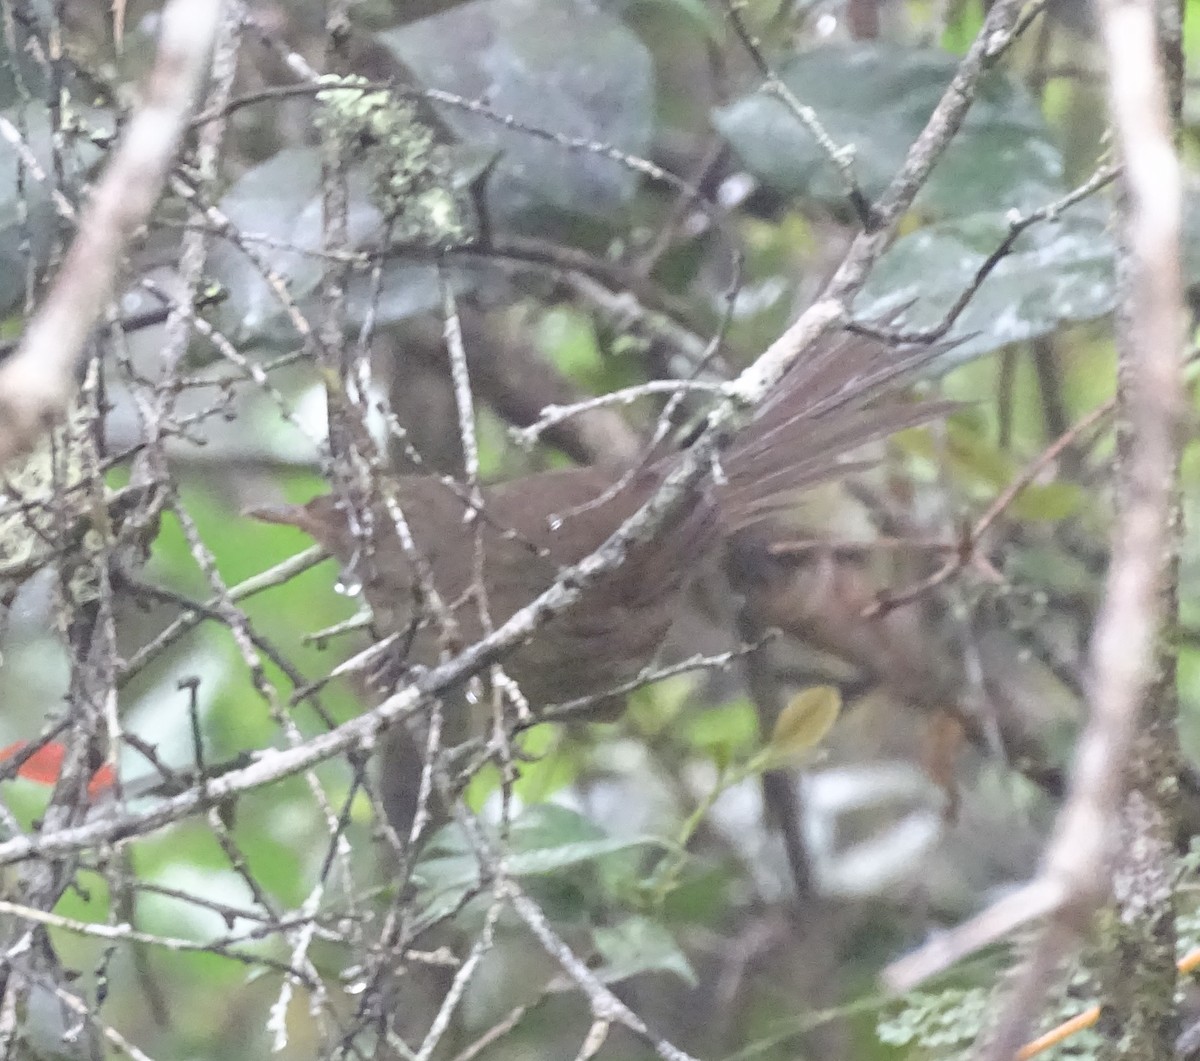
<box><xmin>0</xmin><ymin>0</ymin><xmax>221</xmax><ymax>467</ymax></box>
<box><xmin>978</xmin><ymin>0</ymin><xmax>1185</xmax><ymax>1051</ymax></box>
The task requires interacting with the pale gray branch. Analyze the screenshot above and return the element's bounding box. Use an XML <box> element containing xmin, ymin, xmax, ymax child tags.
<box><xmin>0</xmin><ymin>0</ymin><xmax>222</xmax><ymax>467</ymax></box>
<box><xmin>976</xmin><ymin>0</ymin><xmax>1186</xmax><ymax>1051</ymax></box>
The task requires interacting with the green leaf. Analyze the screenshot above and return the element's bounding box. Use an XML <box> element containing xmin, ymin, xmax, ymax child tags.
<box><xmin>760</xmin><ymin>686</ymin><xmax>841</xmax><ymax>769</ymax></box>
<box><xmin>0</xmin><ymin>107</ymin><xmax>108</xmax><ymax>316</ymax></box>
<box><xmin>855</xmin><ymin>194</ymin><xmax>1200</xmax><ymax>362</ymax></box>
<box><xmin>378</xmin><ymin>0</ymin><xmax>654</xmax><ymax>232</ymax></box>
<box><xmin>208</xmin><ymin>149</ymin><xmax>477</xmax><ymax>342</ymax></box>
<box><xmin>623</xmin><ymin>0</ymin><xmax>724</xmax><ymax>40</ymax></box>
<box><xmin>679</xmin><ymin>699</ymin><xmax>759</xmax><ymax>771</ymax></box>
<box><xmin>854</xmin><ymin>202</ymin><xmax>1114</xmax><ymax>363</ymax></box>
<box><xmin>538</xmin><ymin>306</ymin><xmax>605</xmax><ymax>382</ymax></box>
<box><xmin>713</xmin><ymin>43</ymin><xmax>1063</xmax><ymax>220</ymax></box>
<box><xmin>1009</xmin><ymin>481</ymin><xmax>1086</xmax><ymax>522</ymax></box>
<box><xmin>900</xmin><ymin>420</ymin><xmax>1086</xmax><ymax>522</ymax></box>
<box><xmin>414</xmin><ymin>804</ymin><xmax>667</xmax><ymax>897</ymax></box>
<box><xmin>592</xmin><ymin>916</ymin><xmax>698</xmax><ymax>986</ymax></box>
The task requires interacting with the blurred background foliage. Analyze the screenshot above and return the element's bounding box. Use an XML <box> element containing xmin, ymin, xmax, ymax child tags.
<box><xmin>0</xmin><ymin>0</ymin><xmax>1197</xmax><ymax>1058</ymax></box>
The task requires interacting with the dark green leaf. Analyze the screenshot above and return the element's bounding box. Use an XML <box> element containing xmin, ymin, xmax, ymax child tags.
<box><xmin>208</xmin><ymin>148</ymin><xmax>476</xmax><ymax>342</ymax></box>
<box><xmin>854</xmin><ymin>202</ymin><xmax>1115</xmax><ymax>362</ymax></box>
<box><xmin>414</xmin><ymin>803</ymin><xmax>666</xmax><ymax>896</ymax></box>
<box><xmin>0</xmin><ymin>109</ymin><xmax>107</xmax><ymax>315</ymax></box>
<box><xmin>713</xmin><ymin>43</ymin><xmax>1063</xmax><ymax>219</ymax></box>
<box><xmin>622</xmin><ymin>0</ymin><xmax>724</xmax><ymax>40</ymax></box>
<box><xmin>592</xmin><ymin>915</ymin><xmax>698</xmax><ymax>986</ymax></box>
<box><xmin>377</xmin><ymin>0</ymin><xmax>654</xmax><ymax>232</ymax></box>
<box><xmin>856</xmin><ymin>194</ymin><xmax>1200</xmax><ymax>363</ymax></box>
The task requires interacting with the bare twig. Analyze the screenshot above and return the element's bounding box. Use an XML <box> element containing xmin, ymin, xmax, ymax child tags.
<box><xmin>867</xmin><ymin>396</ymin><xmax>1115</xmax><ymax>616</ymax></box>
<box><xmin>848</xmin><ymin>163</ymin><xmax>1119</xmax><ymax>344</ymax></box>
<box><xmin>724</xmin><ymin>0</ymin><xmax>872</xmax><ymax>225</ymax></box>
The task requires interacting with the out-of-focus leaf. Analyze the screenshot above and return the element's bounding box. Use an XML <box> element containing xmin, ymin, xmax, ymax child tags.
<box><xmin>377</xmin><ymin>0</ymin><xmax>654</xmax><ymax>232</ymax></box>
<box><xmin>629</xmin><ymin>675</ymin><xmax>702</xmax><ymax>735</ymax></box>
<box><xmin>133</xmin><ymin>851</ymin><xmax>280</xmax><ymax>947</ymax></box>
<box><xmin>509</xmin><ymin>726</ymin><xmax>578</xmax><ymax>805</ymax></box>
<box><xmin>207</xmin><ymin>148</ymin><xmax>477</xmax><ymax>342</ymax></box>
<box><xmin>464</xmin><ymin>725</ymin><xmax>579</xmax><ymax>807</ymax></box>
<box><xmin>414</xmin><ymin>803</ymin><xmax>666</xmax><ymax>897</ymax></box>
<box><xmin>592</xmin><ymin>915</ymin><xmax>698</xmax><ymax>986</ymax></box>
<box><xmin>941</xmin><ymin>0</ymin><xmax>986</xmax><ymax>52</ymax></box>
<box><xmin>679</xmin><ymin>700</ymin><xmax>759</xmax><ymax>772</ymax></box>
<box><xmin>713</xmin><ymin>44</ymin><xmax>1063</xmax><ymax>219</ymax></box>
<box><xmin>856</xmin><ymin>195</ymin><xmax>1200</xmax><ymax>363</ymax></box>
<box><xmin>1004</xmin><ymin>480</ymin><xmax>1086</xmax><ymax>522</ymax></box>
<box><xmin>660</xmin><ymin>861</ymin><xmax>733</xmax><ymax>924</ymax></box>
<box><xmin>538</xmin><ymin>306</ymin><xmax>604</xmax><ymax>382</ymax></box>
<box><xmin>898</xmin><ymin>421</ymin><xmax>1086</xmax><ymax>522</ymax></box>
<box><xmin>227</xmin><ymin>783</ymin><xmax>323</xmax><ymax>906</ymax></box>
<box><xmin>0</xmin><ymin>108</ymin><xmax>108</xmax><ymax>315</ymax></box>
<box><xmin>622</xmin><ymin>0</ymin><xmax>724</xmax><ymax>39</ymax></box>
<box><xmin>208</xmin><ymin>148</ymin><xmax>367</xmax><ymax>338</ymax></box>
<box><xmin>759</xmin><ymin>686</ymin><xmax>841</xmax><ymax>769</ymax></box>
<box><xmin>854</xmin><ymin>202</ymin><xmax>1113</xmax><ymax>363</ymax></box>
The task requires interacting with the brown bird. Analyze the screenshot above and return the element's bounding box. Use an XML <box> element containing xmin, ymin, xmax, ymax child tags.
<box><xmin>250</xmin><ymin>329</ymin><xmax>945</xmax><ymax>829</ymax></box>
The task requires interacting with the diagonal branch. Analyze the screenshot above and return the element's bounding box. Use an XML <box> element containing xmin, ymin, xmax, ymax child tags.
<box><xmin>0</xmin><ymin>0</ymin><xmax>222</xmax><ymax>467</ymax></box>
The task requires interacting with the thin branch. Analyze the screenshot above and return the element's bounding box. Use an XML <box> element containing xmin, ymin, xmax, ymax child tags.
<box><xmin>847</xmin><ymin>163</ymin><xmax>1119</xmax><ymax>344</ymax></box>
<box><xmin>724</xmin><ymin>0</ymin><xmax>871</xmax><ymax>225</ymax></box>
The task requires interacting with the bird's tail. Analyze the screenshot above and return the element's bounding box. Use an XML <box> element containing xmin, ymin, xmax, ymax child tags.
<box><xmin>718</xmin><ymin>330</ymin><xmax>953</xmax><ymax>532</ymax></box>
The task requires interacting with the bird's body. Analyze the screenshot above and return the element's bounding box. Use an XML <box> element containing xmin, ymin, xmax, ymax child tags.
<box><xmin>281</xmin><ymin>465</ymin><xmax>712</xmax><ymax>710</ymax></box>
<box><xmin>250</xmin><ymin>329</ymin><xmax>945</xmax><ymax>830</ymax></box>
